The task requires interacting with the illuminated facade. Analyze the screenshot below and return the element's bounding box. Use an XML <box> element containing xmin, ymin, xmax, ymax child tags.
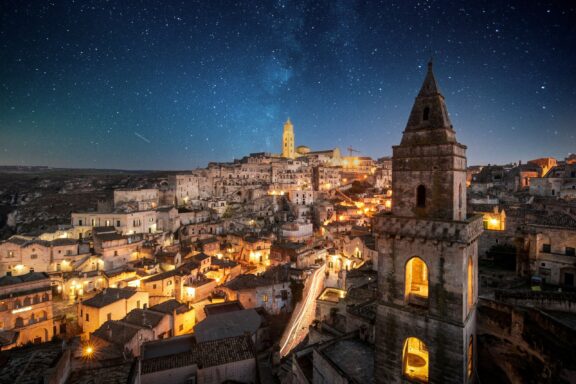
<box><xmin>282</xmin><ymin>118</ymin><xmax>295</xmax><ymax>159</ymax></box>
<box><xmin>374</xmin><ymin>62</ymin><xmax>483</xmax><ymax>383</ymax></box>
<box><xmin>0</xmin><ymin>271</ymin><xmax>54</xmax><ymax>348</ymax></box>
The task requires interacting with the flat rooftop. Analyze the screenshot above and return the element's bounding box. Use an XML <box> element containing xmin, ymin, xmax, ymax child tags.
<box><xmin>319</xmin><ymin>337</ymin><xmax>374</xmax><ymax>384</ymax></box>
<box><xmin>317</xmin><ymin>287</ymin><xmax>346</xmax><ymax>303</ymax></box>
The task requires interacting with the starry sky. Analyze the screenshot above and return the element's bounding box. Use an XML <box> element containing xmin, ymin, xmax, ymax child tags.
<box><xmin>1</xmin><ymin>1</ymin><xmax>575</xmax><ymax>170</ymax></box>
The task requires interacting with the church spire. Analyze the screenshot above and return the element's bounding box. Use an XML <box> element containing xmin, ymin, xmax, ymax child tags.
<box><xmin>400</xmin><ymin>61</ymin><xmax>455</xmax><ymax>145</ymax></box>
<box><xmin>417</xmin><ymin>60</ymin><xmax>441</xmax><ymax>97</ymax></box>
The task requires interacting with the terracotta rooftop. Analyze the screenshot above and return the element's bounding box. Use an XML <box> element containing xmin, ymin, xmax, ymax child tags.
<box><xmin>140</xmin><ymin>335</ymin><xmax>254</xmax><ymax>374</ymax></box>
<box><xmin>81</xmin><ymin>288</ymin><xmax>137</xmax><ymax>308</ymax></box>
<box><xmin>92</xmin><ymin>320</ymin><xmax>142</xmax><ymax>346</ymax></box>
<box><xmin>123</xmin><ymin>308</ymin><xmax>166</xmax><ymax>328</ymax></box>
<box><xmin>225</xmin><ymin>264</ymin><xmax>291</xmax><ymax>291</ymax></box>
<box><xmin>0</xmin><ymin>271</ymin><xmax>50</xmax><ymax>287</ymax></box>
<box><xmin>150</xmin><ymin>299</ymin><xmax>189</xmax><ymax>315</ymax></box>
<box><xmin>67</xmin><ymin>363</ymin><xmax>134</xmax><ymax>384</ymax></box>
<box><xmin>194</xmin><ymin>309</ymin><xmax>261</xmax><ymax>343</ymax></box>
<box><xmin>0</xmin><ymin>342</ymin><xmax>63</xmax><ymax>384</ymax></box>
<box><xmin>204</xmin><ymin>300</ymin><xmax>244</xmax><ymax>317</ymax></box>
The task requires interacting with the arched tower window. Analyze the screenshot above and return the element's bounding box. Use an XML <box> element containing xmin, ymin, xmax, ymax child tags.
<box><xmin>422</xmin><ymin>107</ymin><xmax>430</xmax><ymax>121</ymax></box>
<box><xmin>403</xmin><ymin>337</ymin><xmax>429</xmax><ymax>383</ymax></box>
<box><xmin>467</xmin><ymin>256</ymin><xmax>474</xmax><ymax>311</ymax></box>
<box><xmin>467</xmin><ymin>335</ymin><xmax>474</xmax><ymax>378</ymax></box>
<box><xmin>416</xmin><ymin>185</ymin><xmax>426</xmax><ymax>208</ymax></box>
<box><xmin>458</xmin><ymin>183</ymin><xmax>462</xmax><ymax>209</ymax></box>
<box><xmin>405</xmin><ymin>257</ymin><xmax>429</xmax><ymax>306</ymax></box>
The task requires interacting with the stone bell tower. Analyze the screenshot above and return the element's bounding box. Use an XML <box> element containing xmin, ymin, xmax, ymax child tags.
<box><xmin>374</xmin><ymin>62</ymin><xmax>483</xmax><ymax>383</ymax></box>
<box><xmin>282</xmin><ymin>118</ymin><xmax>295</xmax><ymax>159</ymax></box>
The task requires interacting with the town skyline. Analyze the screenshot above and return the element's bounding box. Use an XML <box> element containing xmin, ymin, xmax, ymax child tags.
<box><xmin>1</xmin><ymin>1</ymin><xmax>575</xmax><ymax>169</ymax></box>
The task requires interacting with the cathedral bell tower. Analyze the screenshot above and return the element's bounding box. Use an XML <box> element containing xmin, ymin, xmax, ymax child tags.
<box><xmin>374</xmin><ymin>62</ymin><xmax>483</xmax><ymax>383</ymax></box>
<box><xmin>282</xmin><ymin>118</ymin><xmax>295</xmax><ymax>159</ymax></box>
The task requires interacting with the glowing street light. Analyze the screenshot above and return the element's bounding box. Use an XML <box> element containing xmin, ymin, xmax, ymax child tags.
<box><xmin>83</xmin><ymin>345</ymin><xmax>95</xmax><ymax>358</ymax></box>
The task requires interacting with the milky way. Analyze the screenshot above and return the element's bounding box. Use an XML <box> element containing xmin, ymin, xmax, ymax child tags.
<box><xmin>1</xmin><ymin>1</ymin><xmax>575</xmax><ymax>169</ymax></box>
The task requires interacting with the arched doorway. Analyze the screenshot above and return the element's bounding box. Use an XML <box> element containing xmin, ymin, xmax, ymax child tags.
<box><xmin>405</xmin><ymin>257</ymin><xmax>429</xmax><ymax>306</ymax></box>
<box><xmin>403</xmin><ymin>337</ymin><xmax>429</xmax><ymax>383</ymax></box>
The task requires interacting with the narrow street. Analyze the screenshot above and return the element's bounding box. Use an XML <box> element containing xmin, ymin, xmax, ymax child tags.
<box><xmin>279</xmin><ymin>263</ymin><xmax>326</xmax><ymax>357</ymax></box>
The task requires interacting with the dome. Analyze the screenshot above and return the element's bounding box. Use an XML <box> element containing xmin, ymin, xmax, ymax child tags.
<box><xmin>296</xmin><ymin>145</ymin><xmax>310</xmax><ymax>154</ymax></box>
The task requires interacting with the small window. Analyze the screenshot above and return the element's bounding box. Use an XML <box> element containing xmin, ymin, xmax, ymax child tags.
<box><xmin>542</xmin><ymin>244</ymin><xmax>551</xmax><ymax>253</ymax></box>
<box><xmin>107</xmin><ymin>313</ymin><xmax>112</xmax><ymax>321</ymax></box>
<box><xmin>85</xmin><ymin>313</ymin><xmax>89</xmax><ymax>322</ymax></box>
<box><xmin>30</xmin><ymin>254</ymin><xmax>38</xmax><ymax>260</ymax></box>
<box><xmin>566</xmin><ymin>247</ymin><xmax>575</xmax><ymax>257</ymax></box>
<box><xmin>416</xmin><ymin>185</ymin><xmax>426</xmax><ymax>208</ymax></box>
<box><xmin>179</xmin><ymin>324</ymin><xmax>184</xmax><ymax>331</ymax></box>
<box><xmin>423</xmin><ymin>107</ymin><xmax>430</xmax><ymax>121</ymax></box>
<box><xmin>262</xmin><ymin>295</ymin><xmax>269</xmax><ymax>302</ymax></box>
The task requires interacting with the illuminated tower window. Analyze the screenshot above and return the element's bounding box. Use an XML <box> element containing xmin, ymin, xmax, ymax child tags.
<box><xmin>467</xmin><ymin>256</ymin><xmax>474</xmax><ymax>312</ymax></box>
<box><xmin>467</xmin><ymin>335</ymin><xmax>474</xmax><ymax>379</ymax></box>
<box><xmin>405</xmin><ymin>257</ymin><xmax>429</xmax><ymax>306</ymax></box>
<box><xmin>403</xmin><ymin>337</ymin><xmax>429</xmax><ymax>383</ymax></box>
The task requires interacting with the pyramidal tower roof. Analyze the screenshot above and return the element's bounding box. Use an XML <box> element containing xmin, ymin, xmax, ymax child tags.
<box><xmin>418</xmin><ymin>61</ymin><xmax>441</xmax><ymax>97</ymax></box>
<box><xmin>400</xmin><ymin>61</ymin><xmax>458</xmax><ymax>146</ymax></box>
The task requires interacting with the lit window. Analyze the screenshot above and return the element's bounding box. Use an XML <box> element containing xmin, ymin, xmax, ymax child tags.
<box><xmin>405</xmin><ymin>257</ymin><xmax>429</xmax><ymax>306</ymax></box>
<box><xmin>467</xmin><ymin>256</ymin><xmax>474</xmax><ymax>312</ymax></box>
<box><xmin>402</xmin><ymin>337</ymin><xmax>429</xmax><ymax>383</ymax></box>
<box><xmin>467</xmin><ymin>335</ymin><xmax>474</xmax><ymax>379</ymax></box>
<box><xmin>262</xmin><ymin>294</ymin><xmax>269</xmax><ymax>302</ymax></box>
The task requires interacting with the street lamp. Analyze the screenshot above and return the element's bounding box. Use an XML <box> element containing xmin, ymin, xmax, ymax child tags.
<box><xmin>83</xmin><ymin>344</ymin><xmax>95</xmax><ymax>359</ymax></box>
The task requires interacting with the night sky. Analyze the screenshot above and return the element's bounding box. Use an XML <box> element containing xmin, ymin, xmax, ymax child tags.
<box><xmin>1</xmin><ymin>1</ymin><xmax>575</xmax><ymax>170</ymax></box>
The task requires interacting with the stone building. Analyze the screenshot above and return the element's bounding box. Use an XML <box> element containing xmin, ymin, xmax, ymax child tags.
<box><xmin>222</xmin><ymin>266</ymin><xmax>292</xmax><ymax>315</ymax></box>
<box><xmin>0</xmin><ymin>271</ymin><xmax>54</xmax><ymax>349</ymax></box>
<box><xmin>137</xmin><ymin>334</ymin><xmax>257</xmax><ymax>384</ymax></box>
<box><xmin>373</xmin><ymin>62</ymin><xmax>483</xmax><ymax>383</ymax></box>
<box><xmin>113</xmin><ymin>188</ymin><xmax>159</xmax><ymax>211</ymax></box>
<box><xmin>529</xmin><ymin>160</ymin><xmax>576</xmax><ymax>200</ymax></box>
<box><xmin>77</xmin><ymin>287</ymin><xmax>149</xmax><ymax>335</ymax></box>
<box><xmin>526</xmin><ymin>215</ymin><xmax>576</xmax><ymax>287</ymax></box>
<box><xmin>0</xmin><ymin>235</ymin><xmax>81</xmax><ymax>276</ymax></box>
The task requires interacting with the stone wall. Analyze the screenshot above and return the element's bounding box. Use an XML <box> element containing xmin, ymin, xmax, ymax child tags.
<box><xmin>494</xmin><ymin>290</ymin><xmax>576</xmax><ymax>313</ymax></box>
<box><xmin>477</xmin><ymin>298</ymin><xmax>576</xmax><ymax>382</ymax></box>
<box><xmin>375</xmin><ymin>304</ymin><xmax>476</xmax><ymax>384</ymax></box>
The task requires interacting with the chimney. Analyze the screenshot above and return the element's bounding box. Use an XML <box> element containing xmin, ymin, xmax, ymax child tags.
<box><xmin>30</xmin><ymin>268</ymin><xmax>34</xmax><ymax>273</ymax></box>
